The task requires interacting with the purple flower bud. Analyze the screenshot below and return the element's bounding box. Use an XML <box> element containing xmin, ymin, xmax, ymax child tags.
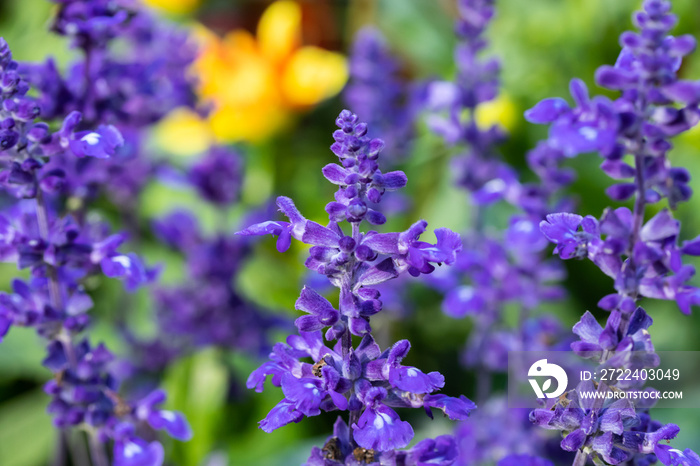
<box><xmin>347</xmin><ymin>199</ymin><xmax>367</xmax><ymax>220</ymax></box>
<box><xmin>338</xmin><ymin>236</ymin><xmax>356</xmax><ymax>252</ymax></box>
<box><xmin>669</xmin><ymin>34</ymin><xmax>697</xmax><ymax>56</ymax></box>
<box><xmin>355</xmin><ymin>244</ymin><xmax>376</xmax><ymax>262</ymax></box>
<box><xmin>606</xmin><ymin>183</ymin><xmax>637</xmax><ymax>200</ymax></box>
<box><xmin>595</xmin><ymin>65</ymin><xmax>638</xmax><ymax>90</ymax></box>
<box><xmin>0</xmin><ymin>129</ymin><xmax>18</xmax><ymax>150</ymax></box>
<box><xmin>524</xmin><ymin>98</ymin><xmax>570</xmax><ymax>124</ymax></box>
<box><xmin>322</xmin><ymin>163</ymin><xmax>348</xmax><ymax>185</ymax></box>
<box><xmin>365</xmin><ymin>210</ymin><xmax>386</xmax><ymax>225</ymax></box>
<box><xmin>13</xmin><ymin>97</ymin><xmax>39</xmax><ymax>121</ymax></box>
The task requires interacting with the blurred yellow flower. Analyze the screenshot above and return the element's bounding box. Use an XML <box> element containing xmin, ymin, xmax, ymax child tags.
<box><xmin>155</xmin><ymin>1</ymin><xmax>348</xmax><ymax>149</ymax></box>
<box><xmin>152</xmin><ymin>108</ymin><xmax>213</xmax><ymax>157</ymax></box>
<box><xmin>143</xmin><ymin>0</ymin><xmax>201</xmax><ymax>16</ymax></box>
<box><xmin>475</xmin><ymin>93</ymin><xmax>518</xmax><ymax>132</ymax></box>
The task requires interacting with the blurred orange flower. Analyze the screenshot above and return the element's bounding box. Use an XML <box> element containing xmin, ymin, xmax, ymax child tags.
<box><xmin>156</xmin><ymin>1</ymin><xmax>347</xmax><ymax>150</ymax></box>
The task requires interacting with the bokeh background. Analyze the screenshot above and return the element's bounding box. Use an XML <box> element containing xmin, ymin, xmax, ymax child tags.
<box><xmin>1</xmin><ymin>0</ymin><xmax>700</xmax><ymax>464</ymax></box>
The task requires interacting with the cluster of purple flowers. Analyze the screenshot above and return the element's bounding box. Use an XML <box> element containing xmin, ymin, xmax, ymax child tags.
<box><xmin>4</xmin><ymin>0</ymin><xmax>700</xmax><ymax>463</ymax></box>
<box><xmin>239</xmin><ymin>109</ymin><xmax>475</xmax><ymax>463</ymax></box>
<box><xmin>0</xmin><ymin>0</ymin><xmax>199</xmax><ymax>463</ymax></box>
<box><xmin>528</xmin><ymin>1</ymin><xmax>700</xmax><ymax>464</ymax></box>
<box><xmin>18</xmin><ymin>0</ymin><xmax>197</xmax><ymax>217</ymax></box>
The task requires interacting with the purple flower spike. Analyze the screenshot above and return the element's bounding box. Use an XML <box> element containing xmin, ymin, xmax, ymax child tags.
<box><xmin>0</xmin><ymin>3</ymin><xmax>199</xmax><ymax>461</ymax></box>
<box><xmin>523</xmin><ymin>3</ymin><xmax>700</xmax><ymax>461</ymax></box>
<box><xmin>244</xmin><ymin>110</ymin><xmax>469</xmax><ymax>460</ymax></box>
<box><xmin>344</xmin><ymin>28</ymin><xmax>417</xmax><ymax>161</ymax></box>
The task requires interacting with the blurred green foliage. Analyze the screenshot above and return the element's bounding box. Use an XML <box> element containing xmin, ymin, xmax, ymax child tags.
<box><xmin>2</xmin><ymin>0</ymin><xmax>700</xmax><ymax>464</ymax></box>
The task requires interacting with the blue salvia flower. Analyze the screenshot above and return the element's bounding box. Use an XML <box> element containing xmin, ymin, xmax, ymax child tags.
<box><xmin>0</xmin><ymin>19</ymin><xmax>190</xmax><ymax>466</ymax></box>
<box><xmin>38</xmin><ymin>5</ymin><xmax>197</xmax><ymax>126</ymax></box>
<box><xmin>30</xmin><ymin>0</ymin><xmax>280</xmax><ymax>429</ymax></box>
<box><xmin>528</xmin><ymin>1</ymin><xmax>700</xmax><ymax>464</ymax></box>
<box><xmin>238</xmin><ymin>110</ymin><xmax>473</xmax><ymax>459</ymax></box>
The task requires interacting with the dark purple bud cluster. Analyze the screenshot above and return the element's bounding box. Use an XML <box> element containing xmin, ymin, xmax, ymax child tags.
<box><xmin>325</xmin><ymin>109</ymin><xmax>407</xmax><ymax>225</ymax></box>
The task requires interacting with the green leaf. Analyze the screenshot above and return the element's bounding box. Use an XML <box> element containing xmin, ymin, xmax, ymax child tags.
<box><xmin>0</xmin><ymin>390</ymin><xmax>54</xmax><ymax>466</ymax></box>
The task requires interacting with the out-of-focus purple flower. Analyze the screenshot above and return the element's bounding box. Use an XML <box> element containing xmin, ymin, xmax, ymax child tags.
<box><xmin>344</xmin><ymin>28</ymin><xmax>417</xmax><ymax>161</ymax></box>
<box><xmin>188</xmin><ymin>146</ymin><xmax>243</xmax><ymax>206</ymax></box>
<box><xmin>129</xmin><ymin>208</ymin><xmax>283</xmax><ymax>375</ymax></box>
<box><xmin>135</xmin><ymin>389</ymin><xmax>192</xmax><ymax>441</ymax></box>
<box><xmin>113</xmin><ymin>423</ymin><xmax>165</xmax><ymax>466</ymax></box>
